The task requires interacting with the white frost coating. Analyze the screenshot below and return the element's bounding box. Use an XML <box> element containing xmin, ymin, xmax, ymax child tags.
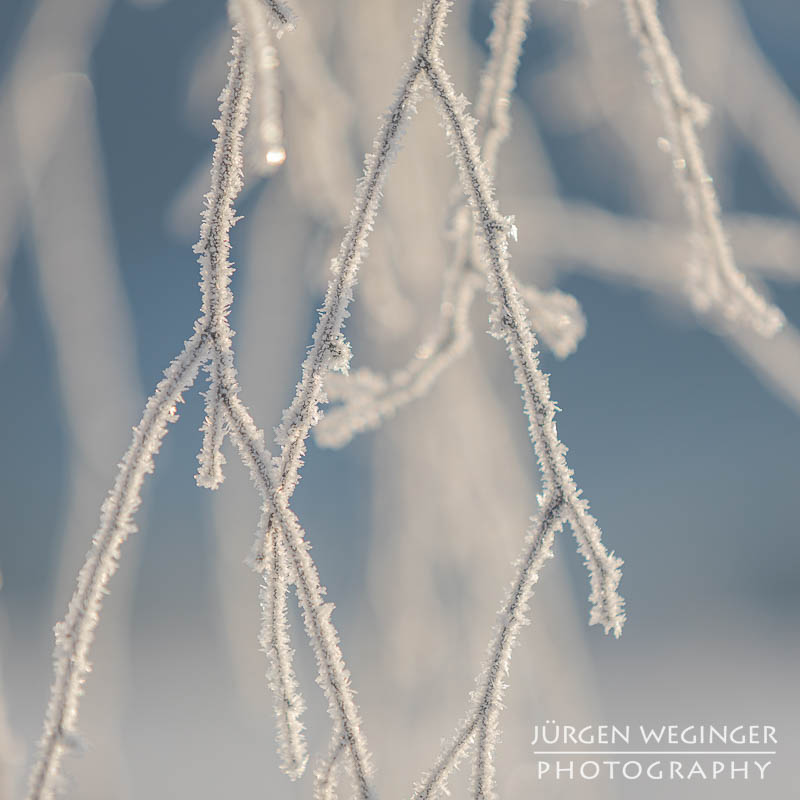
<box><xmin>423</xmin><ymin>53</ymin><xmax>625</xmax><ymax>637</ymax></box>
<box><xmin>258</xmin><ymin>526</ymin><xmax>308</xmax><ymax>778</ymax></box>
<box><xmin>26</xmin><ymin>332</ymin><xmax>210</xmax><ymax>800</ymax></box>
<box><xmin>471</xmin><ymin>502</ymin><xmax>561</xmax><ymax>800</ymax></box>
<box><xmin>314</xmin><ymin>0</ymin><xmax>555</xmax><ymax>451</ymax></box>
<box><xmin>412</xmin><ymin>500</ymin><xmax>561</xmax><ymax>800</ymax></box>
<box><xmin>231</xmin><ymin>0</ymin><xmax>287</xmax><ymax>172</ymax></box>
<box><xmin>621</xmin><ymin>0</ymin><xmax>784</xmax><ymax>337</ymax></box>
<box><xmin>195</xmin><ymin>30</ymin><xmax>252</xmax><ymax>490</ymax></box>
<box><xmin>221</xmin><ymin>392</ymin><xmax>374</xmax><ymax>799</ymax></box>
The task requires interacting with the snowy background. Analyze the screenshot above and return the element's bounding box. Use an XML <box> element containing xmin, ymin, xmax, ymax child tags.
<box><xmin>0</xmin><ymin>0</ymin><xmax>798</xmax><ymax>797</ymax></box>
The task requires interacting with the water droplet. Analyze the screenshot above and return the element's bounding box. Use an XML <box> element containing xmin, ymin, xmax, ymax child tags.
<box><xmin>266</xmin><ymin>147</ymin><xmax>286</xmax><ymax>167</ymax></box>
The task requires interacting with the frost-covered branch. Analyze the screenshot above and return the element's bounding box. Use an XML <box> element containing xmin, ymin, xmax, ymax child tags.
<box><xmin>471</xmin><ymin>498</ymin><xmax>561</xmax><ymax>799</ymax></box>
<box><xmin>620</xmin><ymin>0</ymin><xmax>784</xmax><ymax>337</ymax></box>
<box><xmin>413</xmin><ymin>496</ymin><xmax>562</xmax><ymax>800</ymax></box>
<box><xmin>220</xmin><ymin>389</ymin><xmax>374</xmax><ymax>798</ymax></box>
<box><xmin>423</xmin><ymin>54</ymin><xmax>624</xmax><ymax>636</ymax></box>
<box><xmin>195</xmin><ymin>31</ymin><xmax>251</xmax><ymax>490</ymax></box>
<box><xmin>258</xmin><ymin>527</ymin><xmax>308</xmax><ymax>778</ymax></box>
<box><xmin>26</xmin><ymin>332</ymin><xmax>210</xmax><ymax>800</ymax></box>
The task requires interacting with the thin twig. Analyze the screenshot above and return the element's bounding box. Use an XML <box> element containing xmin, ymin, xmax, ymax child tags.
<box><xmin>195</xmin><ymin>32</ymin><xmax>251</xmax><ymax>489</ymax></box>
<box><xmin>413</xmin><ymin>495</ymin><xmax>563</xmax><ymax>799</ymax></box>
<box><xmin>26</xmin><ymin>333</ymin><xmax>210</xmax><ymax>800</ymax></box>
<box><xmin>258</xmin><ymin>525</ymin><xmax>308</xmax><ymax>778</ymax></box>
